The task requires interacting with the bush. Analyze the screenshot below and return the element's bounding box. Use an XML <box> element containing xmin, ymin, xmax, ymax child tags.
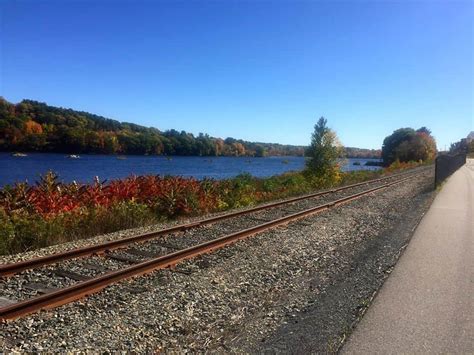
<box><xmin>80</xmin><ymin>201</ymin><xmax>157</xmax><ymax>236</ymax></box>
<box><xmin>339</xmin><ymin>169</ymin><xmax>381</xmax><ymax>186</ymax></box>
<box><xmin>221</xmin><ymin>173</ymin><xmax>258</xmax><ymax>208</ymax></box>
<box><xmin>0</xmin><ymin>201</ymin><xmax>158</xmax><ymax>255</ymax></box>
<box><xmin>384</xmin><ymin>159</ymin><xmax>424</xmax><ymax>173</ymax></box>
<box><xmin>0</xmin><ymin>208</ymin><xmax>15</xmax><ymax>254</ymax></box>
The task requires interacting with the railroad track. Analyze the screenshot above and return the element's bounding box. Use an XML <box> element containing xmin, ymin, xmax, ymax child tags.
<box><xmin>0</xmin><ymin>167</ymin><xmax>431</xmax><ymax>321</ymax></box>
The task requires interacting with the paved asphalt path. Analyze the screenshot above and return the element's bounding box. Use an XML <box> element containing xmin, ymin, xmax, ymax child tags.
<box><xmin>342</xmin><ymin>160</ymin><xmax>473</xmax><ymax>354</ymax></box>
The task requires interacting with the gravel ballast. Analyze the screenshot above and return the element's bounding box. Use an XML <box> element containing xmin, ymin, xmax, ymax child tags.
<box><xmin>0</xmin><ymin>168</ymin><xmax>435</xmax><ymax>352</ymax></box>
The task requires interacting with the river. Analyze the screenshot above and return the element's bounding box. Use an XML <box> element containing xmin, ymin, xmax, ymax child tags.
<box><xmin>0</xmin><ymin>153</ymin><xmax>382</xmax><ymax>186</ymax></box>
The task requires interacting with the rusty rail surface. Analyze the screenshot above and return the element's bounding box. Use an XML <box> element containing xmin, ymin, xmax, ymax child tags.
<box><xmin>0</xmin><ymin>172</ymin><xmax>424</xmax><ymax>321</ymax></box>
<box><xmin>0</xmin><ymin>167</ymin><xmax>429</xmax><ymax>277</ymax></box>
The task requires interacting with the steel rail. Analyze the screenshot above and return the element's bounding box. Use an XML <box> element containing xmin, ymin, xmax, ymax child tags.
<box><xmin>0</xmin><ymin>167</ymin><xmax>430</xmax><ymax>277</ymax></box>
<box><xmin>0</xmin><ymin>173</ymin><xmax>421</xmax><ymax>321</ymax></box>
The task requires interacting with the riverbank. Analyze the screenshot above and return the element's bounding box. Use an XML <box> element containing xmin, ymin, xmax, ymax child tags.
<box><xmin>0</xmin><ymin>161</ymin><xmax>422</xmax><ymax>255</ymax></box>
<box><xmin>0</xmin><ymin>166</ymin><xmax>435</xmax><ymax>352</ymax></box>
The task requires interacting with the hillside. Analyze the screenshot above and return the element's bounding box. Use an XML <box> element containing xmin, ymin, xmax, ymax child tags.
<box><xmin>0</xmin><ymin>98</ymin><xmax>380</xmax><ymax>158</ymax></box>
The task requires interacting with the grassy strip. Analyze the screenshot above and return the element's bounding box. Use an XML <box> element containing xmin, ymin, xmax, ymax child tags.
<box><xmin>0</xmin><ymin>161</ymin><xmax>425</xmax><ymax>255</ymax></box>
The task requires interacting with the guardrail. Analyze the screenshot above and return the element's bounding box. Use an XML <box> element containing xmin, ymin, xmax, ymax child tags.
<box><xmin>434</xmin><ymin>153</ymin><xmax>466</xmax><ymax>187</ymax></box>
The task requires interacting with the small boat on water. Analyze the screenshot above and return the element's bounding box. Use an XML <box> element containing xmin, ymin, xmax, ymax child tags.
<box><xmin>116</xmin><ymin>156</ymin><xmax>127</xmax><ymax>160</ymax></box>
<box><xmin>12</xmin><ymin>152</ymin><xmax>28</xmax><ymax>157</ymax></box>
<box><xmin>67</xmin><ymin>154</ymin><xmax>80</xmax><ymax>159</ymax></box>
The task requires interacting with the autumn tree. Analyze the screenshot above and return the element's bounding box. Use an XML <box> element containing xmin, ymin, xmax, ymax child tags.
<box><xmin>214</xmin><ymin>138</ymin><xmax>225</xmax><ymax>156</ymax></box>
<box><xmin>232</xmin><ymin>142</ymin><xmax>246</xmax><ymax>156</ymax></box>
<box><xmin>382</xmin><ymin>127</ymin><xmax>437</xmax><ymax>165</ymax></box>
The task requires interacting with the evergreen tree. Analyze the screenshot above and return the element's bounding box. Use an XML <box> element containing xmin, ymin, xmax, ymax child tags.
<box><xmin>305</xmin><ymin>117</ymin><xmax>342</xmax><ymax>180</ymax></box>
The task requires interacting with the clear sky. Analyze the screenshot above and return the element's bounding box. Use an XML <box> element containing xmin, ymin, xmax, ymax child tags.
<box><xmin>1</xmin><ymin>0</ymin><xmax>472</xmax><ymax>150</ymax></box>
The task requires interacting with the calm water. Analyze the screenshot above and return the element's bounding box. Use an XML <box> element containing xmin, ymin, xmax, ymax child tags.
<box><xmin>0</xmin><ymin>153</ymin><xmax>382</xmax><ymax>186</ymax></box>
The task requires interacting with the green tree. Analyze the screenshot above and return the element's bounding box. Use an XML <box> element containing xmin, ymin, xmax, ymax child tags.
<box><xmin>103</xmin><ymin>134</ymin><xmax>119</xmax><ymax>154</ymax></box>
<box><xmin>255</xmin><ymin>145</ymin><xmax>266</xmax><ymax>157</ymax></box>
<box><xmin>382</xmin><ymin>128</ymin><xmax>415</xmax><ymax>165</ymax></box>
<box><xmin>305</xmin><ymin>117</ymin><xmax>342</xmax><ymax>181</ymax></box>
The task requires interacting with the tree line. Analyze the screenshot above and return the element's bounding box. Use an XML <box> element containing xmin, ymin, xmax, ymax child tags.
<box><xmin>0</xmin><ymin>98</ymin><xmax>305</xmax><ymax>157</ymax></box>
<box><xmin>0</xmin><ymin>98</ymin><xmax>381</xmax><ymax>158</ymax></box>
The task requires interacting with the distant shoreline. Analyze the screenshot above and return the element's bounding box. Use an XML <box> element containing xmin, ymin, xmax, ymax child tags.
<box><xmin>0</xmin><ymin>98</ymin><xmax>381</xmax><ymax>159</ymax></box>
<box><xmin>2</xmin><ymin>151</ymin><xmax>381</xmax><ymax>160</ymax></box>
<box><xmin>3</xmin><ymin>150</ymin><xmax>302</xmax><ymax>158</ymax></box>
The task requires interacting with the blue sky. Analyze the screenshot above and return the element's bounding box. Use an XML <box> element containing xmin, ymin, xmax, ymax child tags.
<box><xmin>1</xmin><ymin>0</ymin><xmax>472</xmax><ymax>150</ymax></box>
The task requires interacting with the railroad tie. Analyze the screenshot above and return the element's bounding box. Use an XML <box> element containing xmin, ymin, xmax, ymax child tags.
<box><xmin>152</xmin><ymin>242</ymin><xmax>180</xmax><ymax>251</ymax></box>
<box><xmin>53</xmin><ymin>269</ymin><xmax>91</xmax><ymax>282</ymax></box>
<box><xmin>82</xmin><ymin>263</ymin><xmax>110</xmax><ymax>273</ymax></box>
<box><xmin>105</xmin><ymin>253</ymin><xmax>141</xmax><ymax>264</ymax></box>
<box><xmin>125</xmin><ymin>248</ymin><xmax>163</xmax><ymax>258</ymax></box>
<box><xmin>23</xmin><ymin>282</ymin><xmax>57</xmax><ymax>295</ymax></box>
